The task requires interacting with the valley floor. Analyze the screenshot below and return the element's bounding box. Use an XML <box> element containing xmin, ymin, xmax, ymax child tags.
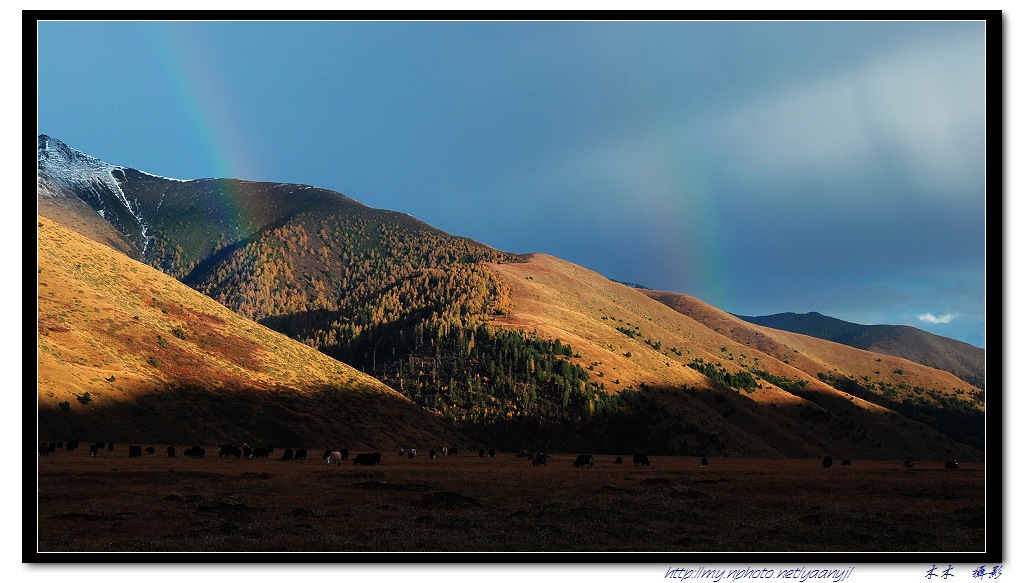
<box><xmin>33</xmin><ymin>450</ymin><xmax>985</xmax><ymax>554</ymax></box>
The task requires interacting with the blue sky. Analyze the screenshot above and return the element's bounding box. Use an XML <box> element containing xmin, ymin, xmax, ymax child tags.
<box><xmin>35</xmin><ymin>20</ymin><xmax>989</xmax><ymax>348</ymax></box>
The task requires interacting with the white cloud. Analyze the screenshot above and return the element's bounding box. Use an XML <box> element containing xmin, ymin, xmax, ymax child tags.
<box><xmin>702</xmin><ymin>31</ymin><xmax>985</xmax><ymax>201</ymax></box>
<box><xmin>918</xmin><ymin>313</ymin><xmax>955</xmax><ymax>324</ymax></box>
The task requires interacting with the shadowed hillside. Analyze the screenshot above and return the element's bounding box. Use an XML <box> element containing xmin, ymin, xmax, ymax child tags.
<box><xmin>37</xmin><ymin>172</ymin><xmax>138</xmax><ymax>260</ymax></box>
<box><xmin>36</xmin><ymin>215</ymin><xmax>469</xmax><ymax>450</ymax></box>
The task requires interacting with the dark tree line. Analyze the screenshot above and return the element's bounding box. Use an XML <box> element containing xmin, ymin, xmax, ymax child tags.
<box><xmin>815</xmin><ymin>372</ymin><xmax>984</xmax><ymax>449</ymax></box>
<box><xmin>687</xmin><ymin>358</ymin><xmax>757</xmax><ymax>392</ymax></box>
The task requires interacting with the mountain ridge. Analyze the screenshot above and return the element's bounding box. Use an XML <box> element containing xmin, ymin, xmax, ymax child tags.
<box><xmin>733</xmin><ymin>310</ymin><xmax>984</xmax><ymax>389</ymax></box>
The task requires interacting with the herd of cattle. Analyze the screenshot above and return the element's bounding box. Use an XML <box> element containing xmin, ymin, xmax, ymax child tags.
<box><xmin>37</xmin><ymin>440</ymin><xmax>963</xmax><ymax>470</ymax></box>
<box><xmin>38</xmin><ymin>440</ymin><xmax>656</xmax><ymax>468</ymax></box>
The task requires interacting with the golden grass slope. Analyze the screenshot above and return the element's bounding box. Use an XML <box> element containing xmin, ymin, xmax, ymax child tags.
<box><xmin>643</xmin><ymin>290</ymin><xmax>983</xmax><ymax>407</ymax></box>
<box><xmin>36</xmin><ymin>215</ymin><xmax>466</xmax><ymax>450</ymax></box>
<box><xmin>487</xmin><ymin>254</ymin><xmax>712</xmax><ymax>391</ymax></box>
<box><xmin>37</xmin><ymin>180</ymin><xmax>139</xmax><ymax>259</ymax></box>
<box><xmin>487</xmin><ymin>254</ymin><xmax>982</xmax><ymax>461</ymax></box>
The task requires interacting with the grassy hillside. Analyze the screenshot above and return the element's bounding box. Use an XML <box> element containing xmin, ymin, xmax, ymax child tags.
<box><xmin>36</xmin><ymin>215</ymin><xmax>468</xmax><ymax>451</ymax></box>
<box><xmin>482</xmin><ymin>255</ymin><xmax>983</xmax><ymax>460</ymax></box>
<box><xmin>644</xmin><ymin>290</ymin><xmax>985</xmax><ymax>451</ymax></box>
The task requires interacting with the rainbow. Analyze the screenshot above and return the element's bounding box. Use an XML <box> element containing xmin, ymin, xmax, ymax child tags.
<box><xmin>663</xmin><ymin>139</ymin><xmax>730</xmax><ymax>308</ymax></box>
<box><xmin>150</xmin><ymin>22</ymin><xmax>257</xmax><ymax>181</ymax></box>
<box><xmin>149</xmin><ymin>22</ymin><xmax>266</xmax><ymax>233</ymax></box>
<box><xmin>610</xmin><ymin>129</ymin><xmax>732</xmax><ymax>309</ymax></box>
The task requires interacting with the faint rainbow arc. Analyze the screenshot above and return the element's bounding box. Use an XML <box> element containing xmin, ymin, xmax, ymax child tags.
<box><xmin>150</xmin><ymin>23</ymin><xmax>259</xmax><ymax>232</ymax></box>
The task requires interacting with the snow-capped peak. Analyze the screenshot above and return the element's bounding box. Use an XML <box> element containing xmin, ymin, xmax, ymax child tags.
<box><xmin>39</xmin><ymin>135</ymin><xmax>120</xmax><ymax>188</ymax></box>
<box><xmin>37</xmin><ymin>135</ymin><xmax>154</xmax><ymax>253</ymax></box>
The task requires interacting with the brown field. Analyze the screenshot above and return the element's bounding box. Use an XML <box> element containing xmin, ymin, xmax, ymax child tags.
<box><xmin>34</xmin><ymin>449</ymin><xmax>985</xmax><ymax>553</ymax></box>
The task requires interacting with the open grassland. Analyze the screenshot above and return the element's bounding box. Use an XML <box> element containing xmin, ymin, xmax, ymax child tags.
<box><xmin>35</xmin><ymin>450</ymin><xmax>984</xmax><ymax>553</ymax></box>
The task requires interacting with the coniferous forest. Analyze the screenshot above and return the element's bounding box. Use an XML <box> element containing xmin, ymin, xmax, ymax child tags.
<box><xmin>147</xmin><ymin>209</ymin><xmax>673</xmax><ymax>452</ymax></box>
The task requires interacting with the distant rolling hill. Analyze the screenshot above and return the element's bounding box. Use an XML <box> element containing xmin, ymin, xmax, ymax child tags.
<box><xmin>732</xmin><ymin>311</ymin><xmax>984</xmax><ymax>389</ymax></box>
<box><xmin>37</xmin><ymin>215</ymin><xmax>469</xmax><ymax>450</ymax></box>
<box><xmin>36</xmin><ymin>134</ymin><xmax>985</xmax><ymax>460</ymax></box>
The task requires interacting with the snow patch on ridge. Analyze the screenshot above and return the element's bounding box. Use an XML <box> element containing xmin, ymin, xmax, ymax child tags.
<box><xmin>37</xmin><ymin>135</ymin><xmax>155</xmax><ymax>253</ymax></box>
<box><xmin>137</xmin><ymin>169</ymin><xmax>189</xmax><ymax>183</ymax></box>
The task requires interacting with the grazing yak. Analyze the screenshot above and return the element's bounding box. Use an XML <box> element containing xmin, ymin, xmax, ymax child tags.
<box><xmin>89</xmin><ymin>443</ymin><xmax>101</xmax><ymax>456</ymax></box>
<box><xmin>353</xmin><ymin>452</ymin><xmax>382</xmax><ymax>466</ymax></box>
<box><xmin>633</xmin><ymin>453</ymin><xmax>650</xmax><ymax>467</ymax></box>
<box><xmin>614</xmin><ymin>457</ymin><xmax>622</xmax><ymax>465</ymax></box>
<box><xmin>219</xmin><ymin>444</ymin><xmax>242</xmax><ymax>458</ymax></box>
<box><xmin>327</xmin><ymin>451</ymin><xmax>343</xmax><ymax>465</ymax></box>
<box><xmin>39</xmin><ymin>443</ymin><xmax>54</xmax><ymax>456</ymax></box>
<box><xmin>167</xmin><ymin>446</ymin><xmax>176</xmax><ymax>458</ymax></box>
<box><xmin>184</xmin><ymin>446</ymin><xmax>206</xmax><ymax>458</ymax></box>
<box><xmin>65</xmin><ymin>440</ymin><xmax>79</xmax><ymax>452</ymax></box>
<box><xmin>145</xmin><ymin>447</ymin><xmax>155</xmax><ymax>455</ymax></box>
<box><xmin>128</xmin><ymin>445</ymin><xmax>143</xmax><ymax>458</ymax></box>
<box><xmin>573</xmin><ymin>454</ymin><xmax>594</xmax><ymax>468</ymax></box>
<box><xmin>250</xmin><ymin>447</ymin><xmax>269</xmax><ymax>459</ymax></box>
<box><xmin>841</xmin><ymin>459</ymin><xmax>852</xmax><ymax>466</ymax></box>
<box><xmin>281</xmin><ymin>448</ymin><xmax>294</xmax><ymax>461</ymax></box>
<box><xmin>822</xmin><ymin>456</ymin><xmax>833</xmax><ymax>468</ymax></box>
<box><xmin>429</xmin><ymin>450</ymin><xmax>437</xmax><ymax>459</ymax></box>
<box><xmin>904</xmin><ymin>458</ymin><xmax>914</xmax><ymax>468</ymax></box>
<box><xmin>532</xmin><ymin>453</ymin><xmax>549</xmax><ymax>466</ymax></box>
<box><xmin>945</xmin><ymin>459</ymin><xmax>959</xmax><ymax>470</ymax></box>
<box><xmin>408</xmin><ymin>449</ymin><xmax>417</xmax><ymax>459</ymax></box>
<box><xmin>701</xmin><ymin>457</ymin><xmax>709</xmax><ymax>466</ymax></box>
<box><xmin>324</xmin><ymin>448</ymin><xmax>349</xmax><ymax>461</ymax></box>
<box><xmin>488</xmin><ymin>449</ymin><xmax>496</xmax><ymax>458</ymax></box>
<box><xmin>295</xmin><ymin>449</ymin><xmax>307</xmax><ymax>461</ymax></box>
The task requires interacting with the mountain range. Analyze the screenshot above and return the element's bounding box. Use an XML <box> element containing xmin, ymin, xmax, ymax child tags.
<box><xmin>733</xmin><ymin>311</ymin><xmax>985</xmax><ymax>389</ymax></box>
<box><xmin>35</xmin><ymin>135</ymin><xmax>986</xmax><ymax>460</ymax></box>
